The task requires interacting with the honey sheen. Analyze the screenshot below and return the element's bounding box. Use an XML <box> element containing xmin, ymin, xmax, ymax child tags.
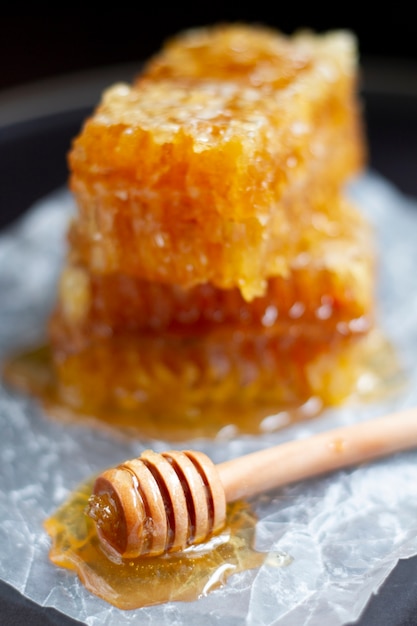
<box><xmin>44</xmin><ymin>480</ymin><xmax>272</xmax><ymax>609</ymax></box>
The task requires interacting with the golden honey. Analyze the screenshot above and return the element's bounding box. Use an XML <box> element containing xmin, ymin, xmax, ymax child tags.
<box><xmin>3</xmin><ymin>327</ymin><xmax>402</xmax><ymax>442</ymax></box>
<box><xmin>44</xmin><ymin>479</ymin><xmax>271</xmax><ymax>609</ymax></box>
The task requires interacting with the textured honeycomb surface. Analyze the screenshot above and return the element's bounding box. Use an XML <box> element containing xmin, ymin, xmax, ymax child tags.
<box><xmin>138</xmin><ymin>23</ymin><xmax>357</xmax><ymax>90</ymax></box>
<box><xmin>50</xmin><ymin>196</ymin><xmax>374</xmax><ymax>347</ymax></box>
<box><xmin>68</xmin><ymin>24</ymin><xmax>365</xmax><ymax>300</ymax></box>
<box><xmin>47</xmin><ymin>24</ymin><xmax>374</xmax><ymax>436</ymax></box>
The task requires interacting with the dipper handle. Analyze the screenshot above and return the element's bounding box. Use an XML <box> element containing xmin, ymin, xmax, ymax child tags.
<box><xmin>218</xmin><ymin>406</ymin><xmax>417</xmax><ymax>501</ymax></box>
<box><xmin>87</xmin><ymin>406</ymin><xmax>417</xmax><ymax>559</ymax></box>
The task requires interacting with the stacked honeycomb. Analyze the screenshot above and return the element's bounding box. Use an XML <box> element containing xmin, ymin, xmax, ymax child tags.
<box><xmin>48</xmin><ymin>24</ymin><xmax>375</xmax><ymax>435</ymax></box>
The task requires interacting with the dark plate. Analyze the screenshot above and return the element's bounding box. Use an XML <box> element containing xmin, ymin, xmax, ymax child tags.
<box><xmin>0</xmin><ymin>60</ymin><xmax>416</xmax><ymax>626</ymax></box>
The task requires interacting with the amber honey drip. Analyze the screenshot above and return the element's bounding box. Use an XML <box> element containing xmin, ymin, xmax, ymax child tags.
<box><xmin>2</xmin><ymin>327</ymin><xmax>406</xmax><ymax>443</ymax></box>
<box><xmin>43</xmin><ymin>479</ymin><xmax>271</xmax><ymax>610</ymax></box>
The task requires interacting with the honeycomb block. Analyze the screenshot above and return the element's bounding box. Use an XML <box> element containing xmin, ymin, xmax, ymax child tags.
<box><xmin>45</xmin><ymin>24</ymin><xmax>376</xmax><ymax>437</ymax></box>
<box><xmin>68</xmin><ymin>24</ymin><xmax>365</xmax><ymax>300</ymax></box>
<box><xmin>50</xmin><ymin>195</ymin><xmax>374</xmax><ymax>346</ymax></box>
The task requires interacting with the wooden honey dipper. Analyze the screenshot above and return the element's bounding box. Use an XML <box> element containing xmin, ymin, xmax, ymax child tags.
<box><xmin>87</xmin><ymin>406</ymin><xmax>417</xmax><ymax>559</ymax></box>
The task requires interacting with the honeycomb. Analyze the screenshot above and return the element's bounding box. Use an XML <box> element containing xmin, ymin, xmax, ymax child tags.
<box><xmin>51</xmin><ymin>195</ymin><xmax>374</xmax><ymax>346</ymax></box>
<box><xmin>47</xmin><ymin>24</ymin><xmax>375</xmax><ymax>437</ymax></box>
<box><xmin>68</xmin><ymin>25</ymin><xmax>365</xmax><ymax>301</ymax></box>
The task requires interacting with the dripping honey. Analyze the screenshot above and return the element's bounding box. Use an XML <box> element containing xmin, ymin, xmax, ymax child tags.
<box><xmin>2</xmin><ymin>326</ymin><xmax>404</xmax><ymax>442</ymax></box>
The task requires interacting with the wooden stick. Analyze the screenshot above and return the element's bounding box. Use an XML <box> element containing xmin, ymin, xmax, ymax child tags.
<box><xmin>218</xmin><ymin>406</ymin><xmax>417</xmax><ymax>501</ymax></box>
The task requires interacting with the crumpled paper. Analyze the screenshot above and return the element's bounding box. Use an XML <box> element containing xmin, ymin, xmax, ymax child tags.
<box><xmin>1</xmin><ymin>171</ymin><xmax>417</xmax><ymax>626</ymax></box>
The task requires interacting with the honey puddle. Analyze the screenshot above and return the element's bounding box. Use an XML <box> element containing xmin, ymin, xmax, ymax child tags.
<box><xmin>1</xmin><ymin>328</ymin><xmax>406</xmax><ymax>442</ymax></box>
<box><xmin>43</xmin><ymin>480</ymin><xmax>277</xmax><ymax>610</ymax></box>
<box><xmin>1</xmin><ymin>334</ymin><xmax>407</xmax><ymax>610</ymax></box>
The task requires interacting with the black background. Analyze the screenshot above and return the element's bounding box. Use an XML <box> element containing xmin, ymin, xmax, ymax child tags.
<box><xmin>1</xmin><ymin>11</ymin><xmax>417</xmax><ymax>91</ymax></box>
